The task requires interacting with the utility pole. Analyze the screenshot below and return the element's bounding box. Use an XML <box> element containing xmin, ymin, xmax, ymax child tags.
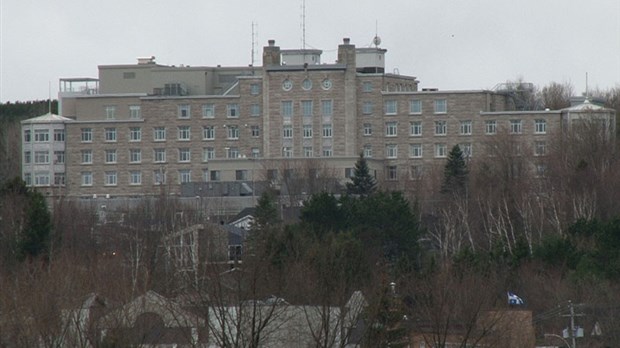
<box><xmin>561</xmin><ymin>300</ymin><xmax>584</xmax><ymax>348</ymax></box>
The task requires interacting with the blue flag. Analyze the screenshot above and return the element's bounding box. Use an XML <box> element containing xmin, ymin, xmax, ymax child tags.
<box><xmin>507</xmin><ymin>291</ymin><xmax>524</xmax><ymax>305</ymax></box>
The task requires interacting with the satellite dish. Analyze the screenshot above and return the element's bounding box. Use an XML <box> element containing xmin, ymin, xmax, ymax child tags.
<box><xmin>373</xmin><ymin>36</ymin><xmax>381</xmax><ymax>46</ymax></box>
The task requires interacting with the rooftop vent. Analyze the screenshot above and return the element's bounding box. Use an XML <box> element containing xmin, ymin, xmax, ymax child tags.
<box><xmin>137</xmin><ymin>56</ymin><xmax>156</xmax><ymax>65</ymax></box>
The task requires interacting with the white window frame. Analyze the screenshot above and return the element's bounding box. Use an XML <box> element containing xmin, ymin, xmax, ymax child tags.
<box><xmin>178</xmin><ymin>104</ymin><xmax>191</xmax><ymax>119</ymax></box>
<box><xmin>178</xmin><ymin>126</ymin><xmax>191</xmax><ymax>141</ymax></box>
<box><xmin>386</xmin><ymin>144</ymin><xmax>398</xmax><ymax>159</ymax></box>
<box><xmin>250</xmin><ymin>104</ymin><xmax>261</xmax><ymax>117</ymax></box>
<box><xmin>178</xmin><ymin>148</ymin><xmax>191</xmax><ymax>162</ymax></box>
<box><xmin>363</xmin><ymin>145</ymin><xmax>373</xmax><ymax>158</ymax></box>
<box><xmin>434</xmin><ymin>120</ymin><xmax>447</xmax><ymax>136</ymax></box>
<box><xmin>510</xmin><ymin>120</ymin><xmax>522</xmax><ymax>134</ymax></box>
<box><xmin>203</xmin><ymin>126</ymin><xmax>215</xmax><ymax>140</ymax></box>
<box><xmin>81</xmin><ymin>172</ymin><xmax>93</xmax><ymax>186</ymax></box>
<box><xmin>129</xmin><ymin>149</ymin><xmax>141</xmax><ymax>163</ymax></box>
<box><xmin>303</xmin><ymin>125</ymin><xmax>313</xmax><ymax>138</ymax></box>
<box><xmin>282</xmin><ymin>101</ymin><xmax>293</xmax><ymax>118</ymax></box>
<box><xmin>154</xmin><ymin>127</ymin><xmax>166</xmax><ymax>141</ymax></box>
<box><xmin>105</xmin><ymin>149</ymin><xmax>117</xmax><ymax>164</ymax></box>
<box><xmin>81</xmin><ymin>150</ymin><xmax>92</xmax><ymax>164</ymax></box>
<box><xmin>53</xmin><ymin>129</ymin><xmax>65</xmax><ymax>142</ymax></box>
<box><xmin>227</xmin><ymin>103</ymin><xmax>239</xmax><ymax>118</ymax></box>
<box><xmin>105</xmin><ymin>128</ymin><xmax>117</xmax><ymax>142</ymax></box>
<box><xmin>303</xmin><ymin>146</ymin><xmax>313</xmax><ymax>158</ymax></box>
<box><xmin>283</xmin><ymin>125</ymin><xmax>293</xmax><ymax>139</ymax></box>
<box><xmin>386</xmin><ymin>122</ymin><xmax>398</xmax><ymax>137</ymax></box>
<box><xmin>154</xmin><ymin>148</ymin><xmax>166</xmax><ymax>163</ymax></box>
<box><xmin>435</xmin><ymin>143</ymin><xmax>447</xmax><ymax>158</ymax></box>
<box><xmin>410</xmin><ymin>100</ymin><xmax>422</xmax><ymax>114</ymax></box>
<box><xmin>434</xmin><ymin>99</ymin><xmax>447</xmax><ymax>114</ymax></box>
<box><xmin>130</xmin><ymin>171</ymin><xmax>142</xmax><ymax>185</ymax></box>
<box><xmin>202</xmin><ymin>104</ymin><xmax>215</xmax><ymax>118</ymax></box>
<box><xmin>535</xmin><ymin>119</ymin><xmax>547</xmax><ymax>134</ymax></box>
<box><xmin>34</xmin><ymin>151</ymin><xmax>49</xmax><ymax>164</ymax></box>
<box><xmin>363</xmin><ymin>123</ymin><xmax>372</xmax><ymax>136</ymax></box>
<box><xmin>251</xmin><ymin>125</ymin><xmax>260</xmax><ymax>137</ymax></box>
<box><xmin>535</xmin><ymin>141</ymin><xmax>546</xmax><ymax>156</ymax></box>
<box><xmin>129</xmin><ymin>105</ymin><xmax>141</xmax><ymax>119</ymax></box>
<box><xmin>302</xmin><ymin>100</ymin><xmax>313</xmax><ymax>117</ymax></box>
<box><xmin>105</xmin><ymin>106</ymin><xmax>116</xmax><ymax>120</ymax></box>
<box><xmin>410</xmin><ymin>144</ymin><xmax>423</xmax><ymax>158</ymax></box>
<box><xmin>460</xmin><ymin>121</ymin><xmax>472</xmax><ymax>135</ymax></box>
<box><xmin>178</xmin><ymin>169</ymin><xmax>191</xmax><ymax>184</ymax></box>
<box><xmin>34</xmin><ymin>129</ymin><xmax>49</xmax><ymax>142</ymax></box>
<box><xmin>321</xmin><ymin>100</ymin><xmax>333</xmax><ymax>117</ymax></box>
<box><xmin>282</xmin><ymin>147</ymin><xmax>293</xmax><ymax>158</ymax></box>
<box><xmin>362</xmin><ymin>101</ymin><xmax>374</xmax><ymax>115</ymax></box>
<box><xmin>485</xmin><ymin>120</ymin><xmax>497</xmax><ymax>135</ymax></box>
<box><xmin>322</xmin><ymin>124</ymin><xmax>333</xmax><ymax>138</ymax></box>
<box><xmin>384</xmin><ymin>100</ymin><xmax>397</xmax><ymax>115</ymax></box>
<box><xmin>227</xmin><ymin>126</ymin><xmax>239</xmax><ymax>140</ymax></box>
<box><xmin>81</xmin><ymin>128</ymin><xmax>92</xmax><ymax>142</ymax></box>
<box><xmin>129</xmin><ymin>127</ymin><xmax>141</xmax><ymax>142</ymax></box>
<box><xmin>104</xmin><ymin>171</ymin><xmax>117</xmax><ymax>186</ymax></box>
<box><xmin>410</xmin><ymin>121</ymin><xmax>422</xmax><ymax>136</ymax></box>
<box><xmin>203</xmin><ymin>147</ymin><xmax>215</xmax><ymax>161</ymax></box>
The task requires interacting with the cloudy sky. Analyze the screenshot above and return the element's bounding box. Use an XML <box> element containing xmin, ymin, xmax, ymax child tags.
<box><xmin>1</xmin><ymin>0</ymin><xmax>619</xmax><ymax>103</ymax></box>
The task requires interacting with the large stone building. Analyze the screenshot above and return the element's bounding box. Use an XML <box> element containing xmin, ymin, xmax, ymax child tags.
<box><xmin>21</xmin><ymin>38</ymin><xmax>616</xmax><ymax>199</ymax></box>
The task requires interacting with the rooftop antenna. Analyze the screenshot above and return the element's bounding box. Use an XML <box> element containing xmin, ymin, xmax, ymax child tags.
<box><xmin>585</xmin><ymin>72</ymin><xmax>589</xmax><ymax>100</ymax></box>
<box><xmin>301</xmin><ymin>0</ymin><xmax>306</xmax><ymax>49</ymax></box>
<box><xmin>48</xmin><ymin>81</ymin><xmax>52</xmax><ymax>114</ymax></box>
<box><xmin>251</xmin><ymin>22</ymin><xmax>258</xmax><ymax>66</ymax></box>
<box><xmin>372</xmin><ymin>20</ymin><xmax>381</xmax><ymax>47</ymax></box>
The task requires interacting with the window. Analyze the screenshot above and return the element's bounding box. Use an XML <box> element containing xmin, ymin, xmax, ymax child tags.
<box><xmin>302</xmin><ymin>78</ymin><xmax>312</xmax><ymax>90</ymax></box>
<box><xmin>154</xmin><ymin>148</ymin><xmax>166</xmax><ymax>163</ymax></box>
<box><xmin>434</xmin><ymin>99</ymin><xmax>447</xmax><ymax>113</ymax></box>
<box><xmin>130</xmin><ymin>105</ymin><xmax>141</xmax><ymax>119</ymax></box>
<box><xmin>227</xmin><ymin>103</ymin><xmax>239</xmax><ymax>118</ymax></box>
<box><xmin>536</xmin><ymin>163</ymin><xmax>547</xmax><ymax>177</ymax></box>
<box><xmin>303</xmin><ymin>125</ymin><xmax>313</xmax><ymax>138</ymax></box>
<box><xmin>410</xmin><ymin>121</ymin><xmax>422</xmax><ymax>136</ymax></box>
<box><xmin>363</xmin><ymin>144</ymin><xmax>373</xmax><ymax>158</ymax></box>
<box><xmin>54</xmin><ymin>151</ymin><xmax>65</xmax><ymax>164</ymax></box>
<box><xmin>130</xmin><ymin>171</ymin><xmax>142</xmax><ymax>185</ymax></box>
<box><xmin>251</xmin><ymin>147</ymin><xmax>260</xmax><ymax>158</ymax></box>
<box><xmin>282</xmin><ymin>147</ymin><xmax>293</xmax><ymax>158</ymax></box>
<box><xmin>410</xmin><ymin>165</ymin><xmax>423</xmax><ymax>180</ymax></box>
<box><xmin>178</xmin><ymin>126</ymin><xmax>191</xmax><ymax>140</ymax></box>
<box><xmin>235</xmin><ymin>170</ymin><xmax>248</xmax><ymax>181</ymax></box>
<box><xmin>321</xmin><ymin>100</ymin><xmax>333</xmax><ymax>116</ymax></box>
<box><xmin>210</xmin><ymin>170</ymin><xmax>220</xmax><ymax>181</ymax></box>
<box><xmin>178</xmin><ymin>104</ymin><xmax>191</xmax><ymax>119</ymax></box>
<box><xmin>129</xmin><ymin>127</ymin><xmax>141</xmax><ymax>141</ymax></box>
<box><xmin>386</xmin><ymin>122</ymin><xmax>398</xmax><ymax>137</ymax></box>
<box><xmin>385</xmin><ymin>100</ymin><xmax>397</xmax><ymax>115</ymax></box>
<box><xmin>410</xmin><ymin>144</ymin><xmax>423</xmax><ymax>158</ymax></box>
<box><xmin>251</xmin><ymin>125</ymin><xmax>260</xmax><ymax>137</ymax></box>
<box><xmin>123</xmin><ymin>72</ymin><xmax>135</xmax><ymax>79</ymax></box>
<box><xmin>24</xmin><ymin>173</ymin><xmax>32</xmax><ymax>186</ymax></box>
<box><xmin>81</xmin><ymin>128</ymin><xmax>92</xmax><ymax>142</ymax></box>
<box><xmin>535</xmin><ymin>119</ymin><xmax>547</xmax><ymax>134</ymax></box>
<box><xmin>461</xmin><ymin>143</ymin><xmax>472</xmax><ymax>158</ymax></box>
<box><xmin>386</xmin><ymin>144</ymin><xmax>398</xmax><ymax>158</ymax></box>
<box><xmin>362</xmin><ymin>101</ymin><xmax>374</xmax><ymax>115</ymax></box>
<box><xmin>535</xmin><ymin>141</ymin><xmax>546</xmax><ymax>156</ymax></box>
<box><xmin>281</xmin><ymin>125</ymin><xmax>293</xmax><ymax>139</ymax></box>
<box><xmin>250</xmin><ymin>83</ymin><xmax>260</xmax><ymax>95</ymax></box>
<box><xmin>34</xmin><ymin>151</ymin><xmax>49</xmax><ymax>164</ymax></box>
<box><xmin>129</xmin><ymin>149</ymin><xmax>141</xmax><ymax>163</ymax></box>
<box><xmin>203</xmin><ymin>147</ymin><xmax>215</xmax><ymax>161</ymax></box>
<box><xmin>53</xmin><ymin>129</ymin><xmax>65</xmax><ymax>142</ymax></box>
<box><xmin>81</xmin><ymin>150</ymin><xmax>92</xmax><ymax>164</ymax></box>
<box><xmin>179</xmin><ymin>170</ymin><xmax>191</xmax><ymax>184</ymax></box>
<box><xmin>105</xmin><ymin>128</ymin><xmax>117</xmax><ymax>142</ymax></box>
<box><xmin>81</xmin><ymin>172</ymin><xmax>93</xmax><ymax>186</ymax></box>
<box><xmin>435</xmin><ymin>143</ymin><xmax>447</xmax><ymax>158</ymax></box>
<box><xmin>226</xmin><ymin>147</ymin><xmax>239</xmax><ymax>159</ymax></box>
<box><xmin>178</xmin><ymin>148</ymin><xmax>191</xmax><ymax>162</ymax></box>
<box><xmin>250</xmin><ymin>104</ymin><xmax>261</xmax><ymax>117</ymax></box>
<box><xmin>435</xmin><ymin>120</ymin><xmax>447</xmax><ymax>135</ymax></box>
<box><xmin>202</xmin><ymin>104</ymin><xmax>215</xmax><ymax>118</ymax></box>
<box><xmin>510</xmin><ymin>120</ymin><xmax>522</xmax><ymax>134</ymax></box>
<box><xmin>485</xmin><ymin>120</ymin><xmax>497</xmax><ymax>135</ymax></box>
<box><xmin>362</xmin><ymin>81</ymin><xmax>373</xmax><ymax>92</ymax></box>
<box><xmin>104</xmin><ymin>171</ymin><xmax>117</xmax><ymax>186</ymax></box>
<box><xmin>302</xmin><ymin>100</ymin><xmax>313</xmax><ymax>117</ymax></box>
<box><xmin>32</xmin><ymin>173</ymin><xmax>49</xmax><ymax>186</ymax></box>
<box><xmin>282</xmin><ymin>101</ymin><xmax>293</xmax><ymax>118</ymax></box>
<box><xmin>227</xmin><ymin>125</ymin><xmax>239</xmax><ymax>139</ymax></box>
<box><xmin>154</xmin><ymin>127</ymin><xmax>166</xmax><ymax>141</ymax></box>
<box><xmin>322</xmin><ymin>146</ymin><xmax>332</xmax><ymax>157</ymax></box>
<box><xmin>363</xmin><ymin>123</ymin><xmax>372</xmax><ymax>136</ymax></box>
<box><xmin>410</xmin><ymin>100</ymin><xmax>422</xmax><ymax>114</ymax></box>
<box><xmin>105</xmin><ymin>106</ymin><xmax>116</xmax><ymax>120</ymax></box>
<box><xmin>303</xmin><ymin>146</ymin><xmax>313</xmax><ymax>157</ymax></box>
<box><xmin>24</xmin><ymin>130</ymin><xmax>31</xmax><ymax>142</ymax></box>
<box><xmin>322</xmin><ymin>124</ymin><xmax>333</xmax><ymax>138</ymax></box>
<box><xmin>460</xmin><ymin>121</ymin><xmax>472</xmax><ymax>135</ymax></box>
<box><xmin>34</xmin><ymin>129</ymin><xmax>49</xmax><ymax>142</ymax></box>
<box><xmin>24</xmin><ymin>151</ymin><xmax>31</xmax><ymax>164</ymax></box>
<box><xmin>202</xmin><ymin>126</ymin><xmax>215</xmax><ymax>140</ymax></box>
<box><xmin>386</xmin><ymin>165</ymin><xmax>398</xmax><ymax>181</ymax></box>
<box><xmin>54</xmin><ymin>173</ymin><xmax>65</xmax><ymax>186</ymax></box>
<box><xmin>154</xmin><ymin>170</ymin><xmax>167</xmax><ymax>185</ymax></box>
<box><xmin>105</xmin><ymin>149</ymin><xmax>117</xmax><ymax>164</ymax></box>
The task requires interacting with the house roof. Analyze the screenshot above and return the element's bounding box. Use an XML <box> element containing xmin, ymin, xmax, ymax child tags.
<box><xmin>563</xmin><ymin>99</ymin><xmax>610</xmax><ymax>112</ymax></box>
<box><xmin>20</xmin><ymin>112</ymin><xmax>73</xmax><ymax>124</ymax></box>
<box><xmin>228</xmin><ymin>207</ymin><xmax>256</xmax><ymax>225</ymax></box>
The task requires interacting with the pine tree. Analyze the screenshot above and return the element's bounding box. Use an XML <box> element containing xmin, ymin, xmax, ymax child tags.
<box><xmin>19</xmin><ymin>190</ymin><xmax>52</xmax><ymax>260</ymax></box>
<box><xmin>346</xmin><ymin>153</ymin><xmax>377</xmax><ymax>197</ymax></box>
<box><xmin>253</xmin><ymin>189</ymin><xmax>280</xmax><ymax>232</ymax></box>
<box><xmin>441</xmin><ymin>145</ymin><xmax>468</xmax><ymax>195</ymax></box>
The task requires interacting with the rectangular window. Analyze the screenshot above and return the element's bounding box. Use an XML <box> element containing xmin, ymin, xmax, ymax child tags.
<box><xmin>510</xmin><ymin>120</ymin><xmax>522</xmax><ymax>134</ymax></box>
<box><xmin>210</xmin><ymin>170</ymin><xmax>220</xmax><ymax>181</ymax></box>
<box><xmin>129</xmin><ymin>149</ymin><xmax>141</xmax><ymax>163</ymax></box>
<box><xmin>81</xmin><ymin>128</ymin><xmax>92</xmax><ymax>142</ymax></box>
<box><xmin>54</xmin><ymin>151</ymin><xmax>65</xmax><ymax>164</ymax></box>
<box><xmin>203</xmin><ymin>126</ymin><xmax>215</xmax><ymax>140</ymax></box>
<box><xmin>460</xmin><ymin>121</ymin><xmax>472</xmax><ymax>135</ymax></box>
<box><xmin>362</xmin><ymin>81</ymin><xmax>373</xmax><ymax>92</ymax></box>
<box><xmin>178</xmin><ymin>104</ymin><xmax>191</xmax><ymax>119</ymax></box>
<box><xmin>362</xmin><ymin>101</ymin><xmax>374</xmax><ymax>115</ymax></box>
<box><xmin>34</xmin><ymin>151</ymin><xmax>49</xmax><ymax>164</ymax></box>
<box><xmin>410</xmin><ymin>121</ymin><xmax>422</xmax><ymax>136</ymax></box>
<box><xmin>303</xmin><ymin>146</ymin><xmax>313</xmax><ymax>158</ymax></box>
<box><xmin>386</xmin><ymin>144</ymin><xmax>398</xmax><ymax>159</ymax></box>
<box><xmin>434</xmin><ymin>121</ymin><xmax>447</xmax><ymax>135</ymax></box>
<box><xmin>250</xmin><ymin>83</ymin><xmax>261</xmax><ymax>95</ymax></box>
<box><xmin>302</xmin><ymin>100</ymin><xmax>313</xmax><ymax>117</ymax></box>
<box><xmin>461</xmin><ymin>143</ymin><xmax>472</xmax><ymax>157</ymax></box>
<box><xmin>535</xmin><ymin>141</ymin><xmax>547</xmax><ymax>156</ymax></box>
<box><xmin>34</xmin><ymin>129</ymin><xmax>49</xmax><ymax>142</ymax></box>
<box><xmin>130</xmin><ymin>171</ymin><xmax>142</xmax><ymax>185</ymax></box>
<box><xmin>227</xmin><ymin>103</ymin><xmax>239</xmax><ymax>118</ymax></box>
<box><xmin>251</xmin><ymin>125</ymin><xmax>260</xmax><ymax>137</ymax></box>
<box><xmin>322</xmin><ymin>124</ymin><xmax>333</xmax><ymax>138</ymax></box>
<box><xmin>129</xmin><ymin>127</ymin><xmax>141</xmax><ymax>141</ymax></box>
<box><xmin>24</xmin><ymin>130</ymin><xmax>31</xmax><ymax>142</ymax></box>
<box><xmin>178</xmin><ymin>148</ymin><xmax>191</xmax><ymax>162</ymax></box>
<box><xmin>282</xmin><ymin>101</ymin><xmax>293</xmax><ymax>118</ymax></box>
<box><xmin>410</xmin><ymin>100</ymin><xmax>422</xmax><ymax>114</ymax></box>
<box><xmin>535</xmin><ymin>119</ymin><xmax>547</xmax><ymax>134</ymax></box>
<box><xmin>303</xmin><ymin>125</ymin><xmax>313</xmax><ymax>138</ymax></box>
<box><xmin>203</xmin><ymin>147</ymin><xmax>215</xmax><ymax>161</ymax></box>
<box><xmin>435</xmin><ymin>143</ymin><xmax>447</xmax><ymax>158</ymax></box>
<box><xmin>53</xmin><ymin>129</ymin><xmax>65</xmax><ymax>142</ymax></box>
<box><xmin>104</xmin><ymin>171</ymin><xmax>117</xmax><ymax>186</ymax></box>
<box><xmin>235</xmin><ymin>170</ymin><xmax>248</xmax><ymax>181</ymax></box>
<box><xmin>322</xmin><ymin>146</ymin><xmax>332</xmax><ymax>157</ymax></box>
<box><xmin>386</xmin><ymin>122</ymin><xmax>398</xmax><ymax>137</ymax></box>
<box><xmin>227</xmin><ymin>126</ymin><xmax>239</xmax><ymax>140</ymax></box>
<box><xmin>202</xmin><ymin>104</ymin><xmax>215</xmax><ymax>118</ymax></box>
<box><xmin>123</xmin><ymin>72</ymin><xmax>135</xmax><ymax>79</ymax></box>
<box><xmin>485</xmin><ymin>120</ymin><xmax>497</xmax><ymax>135</ymax></box>
<box><xmin>178</xmin><ymin>126</ymin><xmax>191</xmax><ymax>140</ymax></box>
<box><xmin>363</xmin><ymin>123</ymin><xmax>372</xmax><ymax>136</ymax></box>
<box><xmin>434</xmin><ymin>99</ymin><xmax>447</xmax><ymax>113</ymax></box>
<box><xmin>81</xmin><ymin>172</ymin><xmax>93</xmax><ymax>186</ymax></box>
<box><xmin>105</xmin><ymin>128</ymin><xmax>117</xmax><ymax>142</ymax></box>
<box><xmin>385</xmin><ymin>100</ymin><xmax>397</xmax><ymax>115</ymax></box>
<box><xmin>105</xmin><ymin>149</ymin><xmax>117</xmax><ymax>164</ymax></box>
<box><xmin>227</xmin><ymin>147</ymin><xmax>239</xmax><ymax>159</ymax></box>
<box><xmin>154</xmin><ymin>148</ymin><xmax>166</xmax><ymax>163</ymax></box>
<box><xmin>410</xmin><ymin>165</ymin><xmax>423</xmax><ymax>180</ymax></box>
<box><xmin>321</xmin><ymin>100</ymin><xmax>333</xmax><ymax>116</ymax></box>
<box><xmin>410</xmin><ymin>144</ymin><xmax>423</xmax><ymax>158</ymax></box>
<box><xmin>282</xmin><ymin>147</ymin><xmax>293</xmax><ymax>158</ymax></box>
<box><xmin>154</xmin><ymin>170</ymin><xmax>167</xmax><ymax>185</ymax></box>
<box><xmin>105</xmin><ymin>106</ymin><xmax>116</xmax><ymax>120</ymax></box>
<box><xmin>363</xmin><ymin>144</ymin><xmax>372</xmax><ymax>158</ymax></box>
<box><xmin>283</xmin><ymin>125</ymin><xmax>293</xmax><ymax>139</ymax></box>
<box><xmin>24</xmin><ymin>173</ymin><xmax>32</xmax><ymax>186</ymax></box>
<box><xmin>129</xmin><ymin>105</ymin><xmax>141</xmax><ymax>119</ymax></box>
<box><xmin>81</xmin><ymin>150</ymin><xmax>92</xmax><ymax>164</ymax></box>
<box><xmin>387</xmin><ymin>165</ymin><xmax>398</xmax><ymax>181</ymax></box>
<box><xmin>54</xmin><ymin>173</ymin><xmax>65</xmax><ymax>186</ymax></box>
<box><xmin>536</xmin><ymin>163</ymin><xmax>547</xmax><ymax>177</ymax></box>
<box><xmin>179</xmin><ymin>170</ymin><xmax>191</xmax><ymax>184</ymax></box>
<box><xmin>154</xmin><ymin>127</ymin><xmax>166</xmax><ymax>141</ymax></box>
<box><xmin>250</xmin><ymin>104</ymin><xmax>261</xmax><ymax>117</ymax></box>
<box><xmin>24</xmin><ymin>151</ymin><xmax>31</xmax><ymax>164</ymax></box>
<box><xmin>251</xmin><ymin>147</ymin><xmax>260</xmax><ymax>158</ymax></box>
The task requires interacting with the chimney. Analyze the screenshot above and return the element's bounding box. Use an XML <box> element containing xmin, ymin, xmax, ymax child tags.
<box><xmin>337</xmin><ymin>37</ymin><xmax>355</xmax><ymax>66</ymax></box>
<box><xmin>263</xmin><ymin>39</ymin><xmax>281</xmax><ymax>66</ymax></box>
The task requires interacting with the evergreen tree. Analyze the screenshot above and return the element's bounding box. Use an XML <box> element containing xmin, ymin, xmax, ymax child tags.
<box><xmin>346</xmin><ymin>153</ymin><xmax>377</xmax><ymax>197</ymax></box>
<box><xmin>441</xmin><ymin>145</ymin><xmax>468</xmax><ymax>195</ymax></box>
<box><xmin>252</xmin><ymin>189</ymin><xmax>280</xmax><ymax>232</ymax></box>
<box><xmin>19</xmin><ymin>190</ymin><xmax>52</xmax><ymax>260</ymax></box>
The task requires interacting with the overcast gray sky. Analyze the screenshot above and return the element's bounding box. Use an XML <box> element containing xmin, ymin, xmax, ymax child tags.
<box><xmin>1</xmin><ymin>0</ymin><xmax>619</xmax><ymax>103</ymax></box>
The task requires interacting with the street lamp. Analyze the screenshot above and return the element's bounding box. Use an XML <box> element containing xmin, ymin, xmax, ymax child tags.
<box><xmin>544</xmin><ymin>333</ymin><xmax>572</xmax><ymax>348</ymax></box>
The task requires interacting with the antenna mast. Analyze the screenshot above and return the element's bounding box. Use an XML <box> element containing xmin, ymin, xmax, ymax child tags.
<box><xmin>48</xmin><ymin>81</ymin><xmax>52</xmax><ymax>113</ymax></box>
<box><xmin>301</xmin><ymin>0</ymin><xmax>306</xmax><ymax>49</ymax></box>
<box><xmin>251</xmin><ymin>22</ymin><xmax>258</xmax><ymax>66</ymax></box>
